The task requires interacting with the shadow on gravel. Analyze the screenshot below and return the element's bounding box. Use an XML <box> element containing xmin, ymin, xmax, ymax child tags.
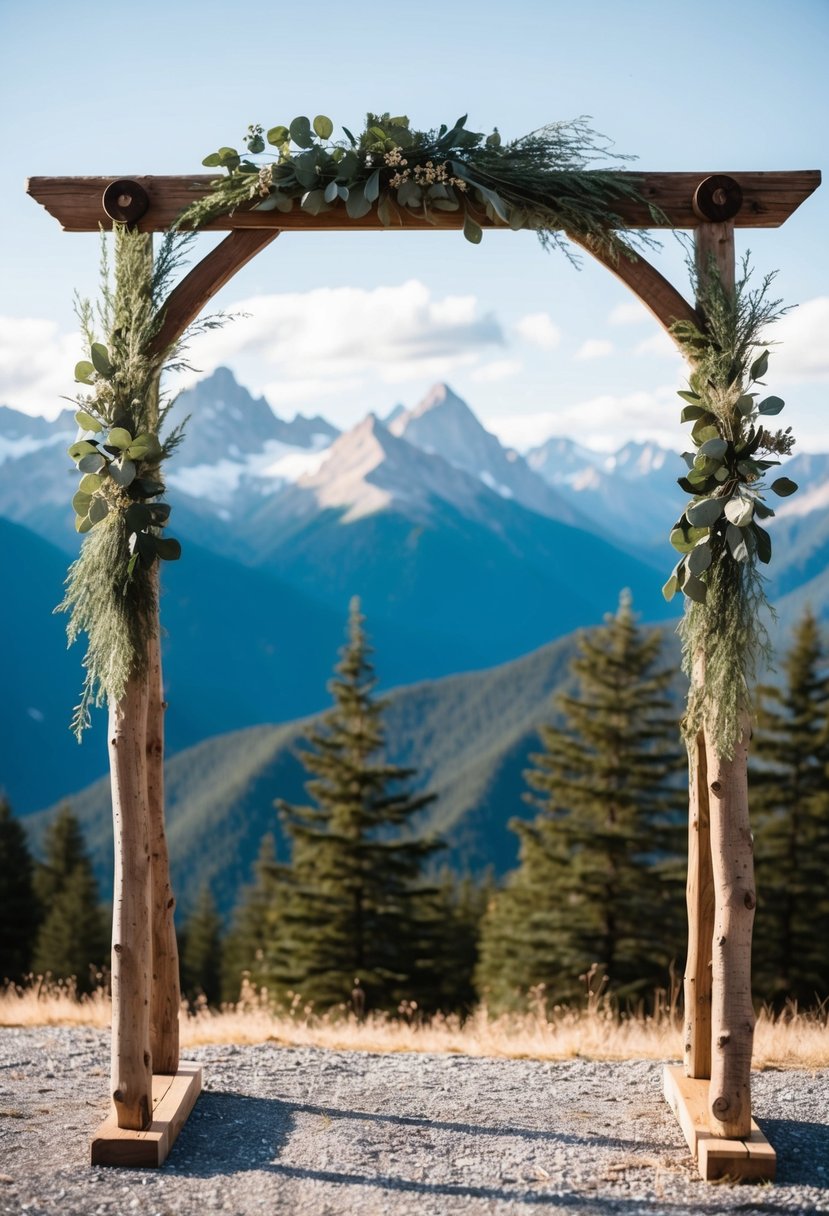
<box><xmin>758</xmin><ymin>1117</ymin><xmax>829</xmax><ymax>1189</ymax></box>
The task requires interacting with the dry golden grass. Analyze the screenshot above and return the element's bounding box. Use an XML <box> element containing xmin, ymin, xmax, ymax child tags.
<box><xmin>2</xmin><ymin>978</ymin><xmax>827</xmax><ymax>1069</ymax></box>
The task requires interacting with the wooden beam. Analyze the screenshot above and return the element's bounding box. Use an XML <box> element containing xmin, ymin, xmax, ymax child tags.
<box><xmin>569</xmin><ymin>236</ymin><xmax>702</xmax><ymax>341</ymax></box>
<box><xmin>26</xmin><ymin>170</ymin><xmax>821</xmax><ymax>233</ymax></box>
<box><xmin>91</xmin><ymin>1065</ymin><xmax>202</xmax><ymax>1167</ymax></box>
<box><xmin>663</xmin><ymin>1066</ymin><xmax>775</xmax><ymax>1183</ymax></box>
<box><xmin>150</xmin><ymin>230</ymin><xmax>278</xmax><ymax>356</ymax></box>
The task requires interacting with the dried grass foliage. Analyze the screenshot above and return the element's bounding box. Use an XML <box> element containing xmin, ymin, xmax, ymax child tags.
<box><xmin>2</xmin><ymin>978</ymin><xmax>826</xmax><ymax>1070</ymax></box>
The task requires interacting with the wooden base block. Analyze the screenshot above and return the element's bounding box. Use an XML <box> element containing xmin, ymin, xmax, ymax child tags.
<box><xmin>663</xmin><ymin>1065</ymin><xmax>776</xmax><ymax>1183</ymax></box>
<box><xmin>90</xmin><ymin>1065</ymin><xmax>202</xmax><ymax>1167</ymax></box>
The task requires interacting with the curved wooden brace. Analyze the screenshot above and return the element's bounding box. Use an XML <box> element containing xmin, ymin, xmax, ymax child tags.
<box><xmin>151</xmin><ymin>229</ymin><xmax>280</xmax><ymax>357</ymax></box>
<box><xmin>568</xmin><ymin>233</ymin><xmax>703</xmax><ymax>347</ymax></box>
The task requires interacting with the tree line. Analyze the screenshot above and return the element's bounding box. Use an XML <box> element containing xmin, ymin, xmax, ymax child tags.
<box><xmin>2</xmin><ymin>596</ymin><xmax>828</xmax><ymax>1013</ymax></box>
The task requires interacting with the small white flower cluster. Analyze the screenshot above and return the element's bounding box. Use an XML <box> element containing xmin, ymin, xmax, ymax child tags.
<box><xmin>387</xmin><ymin>155</ymin><xmax>469</xmax><ymax>194</ymax></box>
<box><xmin>256</xmin><ymin>164</ymin><xmax>274</xmax><ymax>198</ymax></box>
<box><xmin>384</xmin><ymin>146</ymin><xmax>408</xmax><ymax>168</ymax></box>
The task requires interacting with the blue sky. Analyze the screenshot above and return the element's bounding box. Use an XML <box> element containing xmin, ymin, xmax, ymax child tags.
<box><xmin>1</xmin><ymin>0</ymin><xmax>826</xmax><ymax>452</ymax></box>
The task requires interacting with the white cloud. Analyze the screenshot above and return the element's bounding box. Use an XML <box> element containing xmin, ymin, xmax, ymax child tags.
<box><xmin>514</xmin><ymin>312</ymin><xmax>561</xmax><ymax>350</ymax></box>
<box><xmin>771</xmin><ymin>297</ymin><xmax>829</xmax><ymax>383</ymax></box>
<box><xmin>575</xmin><ymin>339</ymin><xmax>613</xmax><ymax>360</ymax></box>
<box><xmin>487</xmin><ymin>385</ymin><xmax>685</xmax><ymax>453</ymax></box>
<box><xmin>471</xmin><ymin>358</ymin><xmax>523</xmax><ymax>383</ymax></box>
<box><xmin>178</xmin><ymin>280</ymin><xmax>504</xmax><ymax>396</ymax></box>
<box><xmin>609</xmin><ymin>300</ymin><xmax>649</xmax><ymax>326</ymax></box>
<box><xmin>0</xmin><ymin>317</ymin><xmax>83</xmax><ymax>417</ymax></box>
<box><xmin>634</xmin><ymin>331</ymin><xmax>682</xmax><ymax>359</ymax></box>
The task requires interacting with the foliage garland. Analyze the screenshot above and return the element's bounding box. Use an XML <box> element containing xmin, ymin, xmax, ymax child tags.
<box><xmin>58</xmin><ymin>227</ymin><xmax>217</xmax><ymax>739</ymax></box>
<box><xmin>183</xmin><ymin>112</ymin><xmax>657</xmax><ymax>260</ymax></box>
<box><xmin>664</xmin><ymin>257</ymin><xmax>797</xmax><ymax>757</ymax></box>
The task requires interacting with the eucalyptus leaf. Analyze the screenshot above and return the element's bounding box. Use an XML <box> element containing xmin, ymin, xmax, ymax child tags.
<box><xmin>313</xmin><ymin>115</ymin><xmax>334</xmax><ymax>140</ymax></box>
<box><xmin>677</xmin><ymin>390</ymin><xmax>701</xmax><ymax>404</ymax></box>
<box><xmin>670</xmin><ymin>527</ymin><xmax>695</xmax><ymax>554</ymax></box>
<box><xmin>750</xmin><ymin>349</ymin><xmax>769</xmax><ymax>381</ymax></box>
<box><xmin>90</xmin><ymin>343</ymin><xmax>114</xmax><ymax>378</ymax></box>
<box><xmin>324</xmin><ymin>180</ymin><xmax>339</xmax><ymax>204</ymax></box>
<box><xmin>724</xmin><ymin>495</ymin><xmax>754</xmax><ymax>527</ymax></box>
<box><xmin>72</xmin><ymin>490</ymin><xmax>92</xmax><ymax>514</ymax></box>
<box><xmin>126</xmin><ymin>432</ymin><xmax>162</xmax><ymax>461</ymax></box>
<box><xmin>463</xmin><ymin>214</ymin><xmax>483</xmax><ymax>245</ymax></box>
<box><xmin>688</xmin><ymin>542</ymin><xmax>712</xmax><ymax>576</ymax></box>
<box><xmin>289</xmin><ymin>116</ymin><xmax>314</xmax><ymax>148</ymax></box>
<box><xmin>680</xmin><ymin>404</ymin><xmax>705</xmax><ymax>422</ymax></box>
<box><xmin>110</xmin><ymin>459</ymin><xmax>136</xmax><ymax>488</ymax></box>
<box><xmin>758</xmin><ymin>395</ymin><xmax>785</xmax><ymax>416</ymax></box>
<box><xmin>155</xmin><ymin>537</ymin><xmax>182</xmax><ymax>561</ymax></box>
<box><xmin>267</xmin><ymin>125</ymin><xmax>289</xmax><ymax>146</ymax></box>
<box><xmin>300</xmin><ymin>189</ymin><xmax>327</xmax><ymax>215</ymax></box>
<box><xmin>107</xmin><ymin>427</ymin><xmax>133</xmax><ymax>450</ymax></box>
<box><xmin>683</xmin><ymin>574</ymin><xmax>707</xmax><ymax>604</ymax></box>
<box><xmin>88</xmin><ymin>497</ymin><xmax>109</xmax><ymax>524</ymax></box>
<box><xmin>771</xmin><ymin>476</ymin><xmax>797</xmax><ymax>496</ymax></box>
<box><xmin>753</xmin><ymin>522</ymin><xmax>772</xmax><ymax>564</ymax></box>
<box><xmin>75</xmin><ymin>409</ymin><xmax>103</xmax><ymax>433</ymax></box>
<box><xmin>136</xmin><ymin>532</ymin><xmax>158</xmax><ymax>565</ymax></box>
<box><xmin>74</xmin><ymin>361</ymin><xmax>96</xmax><ymax>385</ymax></box>
<box><xmin>132</xmin><ymin>477</ymin><xmax>165</xmax><ymax>498</ymax></box>
<box><xmin>77</xmin><ymin>453</ymin><xmax>105</xmax><ymax>474</ymax></box>
<box><xmin>345</xmin><ymin>186</ymin><xmax>372</xmax><ymax>219</ymax></box>
<box><xmin>364</xmin><ymin>169</ymin><xmax>381</xmax><ymax>203</ymax></box>
<box><xmin>736</xmin><ymin>394</ymin><xmax>755</xmax><ymax>418</ymax></box>
<box><xmin>698</xmin><ymin>437</ymin><xmax>728</xmax><ymax>460</ymax></box>
<box><xmin>78</xmin><ymin>472</ymin><xmax>102</xmax><ymax>494</ymax></box>
<box><xmin>662</xmin><ymin>573</ymin><xmax>679</xmax><ymax>601</ymax></box>
<box><xmin>686</xmin><ymin>497</ymin><xmax>724</xmax><ymax>527</ymax></box>
<box><xmin>125</xmin><ymin>503</ymin><xmax>153</xmax><ymax>532</ymax></box>
<box><xmin>202</xmin><ymin>153</ymin><xmax>222</xmax><ymax>168</ymax></box>
<box><xmin>75</xmin><ymin>514</ymin><xmax>93</xmax><ymax>534</ymax></box>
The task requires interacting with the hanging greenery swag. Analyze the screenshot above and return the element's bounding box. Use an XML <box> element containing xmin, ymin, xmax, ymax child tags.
<box><xmin>183</xmin><ymin>112</ymin><xmax>659</xmax><ymax>260</ymax></box>
<box><xmin>58</xmin><ymin>227</ymin><xmax>221</xmax><ymax>739</ymax></box>
<box><xmin>665</xmin><ymin>257</ymin><xmax>797</xmax><ymax>757</ymax></box>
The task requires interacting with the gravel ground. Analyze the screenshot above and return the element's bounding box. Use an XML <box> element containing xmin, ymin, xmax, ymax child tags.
<box><xmin>0</xmin><ymin>1026</ymin><xmax>827</xmax><ymax>1216</ymax></box>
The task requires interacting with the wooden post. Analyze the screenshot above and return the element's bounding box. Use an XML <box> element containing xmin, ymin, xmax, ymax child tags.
<box><xmin>109</xmin><ymin>675</ymin><xmax>153</xmax><ymax>1130</ymax></box>
<box><xmin>683</xmin><ymin>725</ymin><xmax>713</xmax><ymax>1078</ymax></box>
<box><xmin>705</xmin><ymin>719</ymin><xmax>756</xmax><ymax>1137</ymax></box>
<box><xmin>693</xmin><ymin>218</ymin><xmax>756</xmax><ymax>1139</ymax></box>
<box><xmin>146</xmin><ymin>594</ymin><xmax>180</xmax><ymax>1075</ymax></box>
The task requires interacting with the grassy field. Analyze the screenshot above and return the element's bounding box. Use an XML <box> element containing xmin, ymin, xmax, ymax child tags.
<box><xmin>2</xmin><ymin>978</ymin><xmax>827</xmax><ymax>1069</ymax></box>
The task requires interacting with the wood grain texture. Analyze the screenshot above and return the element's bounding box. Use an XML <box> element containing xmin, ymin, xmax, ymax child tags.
<box><xmin>684</xmin><ymin>726</ymin><xmax>714</xmax><ymax>1079</ymax></box>
<box><xmin>705</xmin><ymin>720</ymin><xmax>756</xmax><ymax>1139</ymax></box>
<box><xmin>90</xmin><ymin>1065</ymin><xmax>202</xmax><ymax>1167</ymax></box>
<box><xmin>26</xmin><ymin>170</ymin><xmax>821</xmax><ymax>233</ymax></box>
<box><xmin>663</xmin><ymin>1066</ymin><xmax>775</xmax><ymax>1183</ymax></box>
<box><xmin>146</xmin><ymin>598</ymin><xmax>180</xmax><ymax>1076</ymax></box>
<box><xmin>108</xmin><ymin>677</ymin><xmax>153</xmax><ymax>1131</ymax></box>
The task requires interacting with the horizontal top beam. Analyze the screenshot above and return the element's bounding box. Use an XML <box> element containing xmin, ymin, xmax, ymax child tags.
<box><xmin>26</xmin><ymin>171</ymin><xmax>820</xmax><ymax>233</ymax></box>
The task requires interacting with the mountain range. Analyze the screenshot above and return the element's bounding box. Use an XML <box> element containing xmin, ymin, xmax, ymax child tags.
<box><xmin>3</xmin><ymin>369</ymin><xmax>828</xmax><ymax>900</ymax></box>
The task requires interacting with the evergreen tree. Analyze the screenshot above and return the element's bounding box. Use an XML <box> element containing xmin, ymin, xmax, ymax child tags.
<box><xmin>32</xmin><ymin>805</ymin><xmax>107</xmax><ymax>991</ymax></box>
<box><xmin>751</xmin><ymin>608</ymin><xmax>829</xmax><ymax>1006</ymax></box>
<box><xmin>275</xmin><ymin>597</ymin><xmax>442</xmax><ymax>1011</ymax></box>
<box><xmin>222</xmin><ymin>834</ymin><xmax>290</xmax><ymax>1002</ymax></box>
<box><xmin>0</xmin><ymin>798</ymin><xmax>40</xmax><ymax>982</ymax></box>
<box><xmin>476</xmin><ymin>592</ymin><xmax>684</xmax><ymax>1009</ymax></box>
<box><xmin>430</xmin><ymin>869</ymin><xmax>495</xmax><ymax>1015</ymax></box>
<box><xmin>180</xmin><ymin>885</ymin><xmax>223</xmax><ymax>1007</ymax></box>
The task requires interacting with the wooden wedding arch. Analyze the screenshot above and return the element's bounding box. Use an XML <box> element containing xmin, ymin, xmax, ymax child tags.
<box><xmin>27</xmin><ymin>166</ymin><xmax>820</xmax><ymax>1179</ymax></box>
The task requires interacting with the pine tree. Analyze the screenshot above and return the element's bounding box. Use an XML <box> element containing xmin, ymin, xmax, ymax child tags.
<box><xmin>476</xmin><ymin>592</ymin><xmax>685</xmax><ymax>1009</ymax></box>
<box><xmin>32</xmin><ymin>805</ymin><xmax>108</xmax><ymax>991</ymax></box>
<box><xmin>0</xmin><ymin>798</ymin><xmax>40</xmax><ymax>982</ymax></box>
<box><xmin>221</xmin><ymin>834</ymin><xmax>290</xmax><ymax>1002</ymax></box>
<box><xmin>751</xmin><ymin>608</ymin><xmax>829</xmax><ymax>1006</ymax></box>
<box><xmin>430</xmin><ymin>869</ymin><xmax>494</xmax><ymax>1014</ymax></box>
<box><xmin>275</xmin><ymin>597</ymin><xmax>442</xmax><ymax>1011</ymax></box>
<box><xmin>180</xmin><ymin>885</ymin><xmax>223</xmax><ymax>1007</ymax></box>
